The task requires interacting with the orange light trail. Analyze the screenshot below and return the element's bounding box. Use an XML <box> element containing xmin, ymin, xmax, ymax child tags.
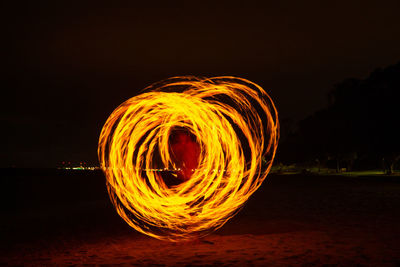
<box><xmin>98</xmin><ymin>76</ymin><xmax>279</xmax><ymax>241</ymax></box>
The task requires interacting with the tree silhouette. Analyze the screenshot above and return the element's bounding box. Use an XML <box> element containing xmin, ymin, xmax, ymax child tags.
<box><xmin>280</xmin><ymin>62</ymin><xmax>400</xmax><ymax>173</ymax></box>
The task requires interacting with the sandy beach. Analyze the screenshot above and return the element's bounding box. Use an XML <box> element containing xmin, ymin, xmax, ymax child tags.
<box><xmin>2</xmin><ymin>170</ymin><xmax>399</xmax><ymax>266</ymax></box>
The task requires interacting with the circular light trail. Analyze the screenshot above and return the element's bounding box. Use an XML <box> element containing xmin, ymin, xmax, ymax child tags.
<box><xmin>98</xmin><ymin>76</ymin><xmax>279</xmax><ymax>241</ymax></box>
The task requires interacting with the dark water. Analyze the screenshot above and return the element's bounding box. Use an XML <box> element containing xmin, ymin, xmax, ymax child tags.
<box><xmin>1</xmin><ymin>169</ymin><xmax>123</xmax><ymax>245</ymax></box>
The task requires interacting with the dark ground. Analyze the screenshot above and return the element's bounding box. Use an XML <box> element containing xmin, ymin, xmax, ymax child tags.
<box><xmin>1</xmin><ymin>169</ymin><xmax>400</xmax><ymax>266</ymax></box>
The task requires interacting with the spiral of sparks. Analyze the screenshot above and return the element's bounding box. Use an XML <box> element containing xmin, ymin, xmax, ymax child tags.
<box><xmin>98</xmin><ymin>76</ymin><xmax>279</xmax><ymax>241</ymax></box>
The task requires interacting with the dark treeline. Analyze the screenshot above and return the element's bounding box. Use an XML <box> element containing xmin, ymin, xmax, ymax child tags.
<box><xmin>277</xmin><ymin>62</ymin><xmax>400</xmax><ymax>174</ymax></box>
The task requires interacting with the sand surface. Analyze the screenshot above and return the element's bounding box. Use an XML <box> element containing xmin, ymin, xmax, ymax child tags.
<box><xmin>4</xmin><ymin>228</ymin><xmax>398</xmax><ymax>266</ymax></box>
<box><xmin>1</xmin><ymin>170</ymin><xmax>400</xmax><ymax>266</ymax></box>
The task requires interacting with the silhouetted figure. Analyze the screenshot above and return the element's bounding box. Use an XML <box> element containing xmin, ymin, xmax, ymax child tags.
<box><xmin>169</xmin><ymin>130</ymin><xmax>200</xmax><ymax>181</ymax></box>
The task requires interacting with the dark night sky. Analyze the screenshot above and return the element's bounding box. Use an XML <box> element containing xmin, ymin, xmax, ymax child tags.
<box><xmin>3</xmin><ymin>1</ymin><xmax>400</xmax><ymax>167</ymax></box>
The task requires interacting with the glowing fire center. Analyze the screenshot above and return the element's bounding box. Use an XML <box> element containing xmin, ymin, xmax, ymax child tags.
<box><xmin>98</xmin><ymin>76</ymin><xmax>279</xmax><ymax>241</ymax></box>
